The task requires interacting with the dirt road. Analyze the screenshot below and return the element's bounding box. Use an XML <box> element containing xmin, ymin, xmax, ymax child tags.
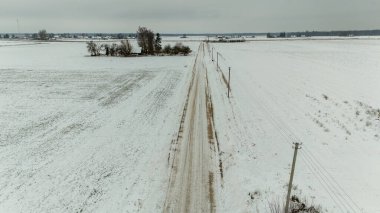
<box><xmin>164</xmin><ymin>43</ymin><xmax>220</xmax><ymax>213</ymax></box>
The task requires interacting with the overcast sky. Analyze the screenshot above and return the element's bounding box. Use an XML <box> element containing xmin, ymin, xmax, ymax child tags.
<box><xmin>1</xmin><ymin>0</ymin><xmax>379</xmax><ymax>33</ymax></box>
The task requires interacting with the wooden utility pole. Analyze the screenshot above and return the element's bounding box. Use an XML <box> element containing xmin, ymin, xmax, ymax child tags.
<box><xmin>212</xmin><ymin>47</ymin><xmax>214</xmax><ymax>62</ymax></box>
<box><xmin>285</xmin><ymin>143</ymin><xmax>301</xmax><ymax>213</ymax></box>
<box><xmin>228</xmin><ymin>67</ymin><xmax>231</xmax><ymax>98</ymax></box>
<box><xmin>216</xmin><ymin>52</ymin><xmax>219</xmax><ymax>71</ymax></box>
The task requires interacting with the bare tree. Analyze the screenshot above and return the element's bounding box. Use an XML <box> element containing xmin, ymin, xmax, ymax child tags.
<box><xmin>137</xmin><ymin>26</ymin><xmax>148</xmax><ymax>54</ymax></box>
<box><xmin>147</xmin><ymin>32</ymin><xmax>155</xmax><ymax>54</ymax></box>
<box><xmin>38</xmin><ymin>29</ymin><xmax>48</xmax><ymax>40</ymax></box>
<box><xmin>118</xmin><ymin>39</ymin><xmax>133</xmax><ymax>56</ymax></box>
<box><xmin>137</xmin><ymin>26</ymin><xmax>155</xmax><ymax>55</ymax></box>
<box><xmin>110</xmin><ymin>43</ymin><xmax>118</xmax><ymax>56</ymax></box>
<box><xmin>101</xmin><ymin>44</ymin><xmax>110</xmax><ymax>56</ymax></box>
<box><xmin>86</xmin><ymin>41</ymin><xmax>100</xmax><ymax>56</ymax></box>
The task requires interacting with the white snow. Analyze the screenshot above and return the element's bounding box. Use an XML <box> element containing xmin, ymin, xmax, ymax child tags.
<box><xmin>205</xmin><ymin>39</ymin><xmax>380</xmax><ymax>212</ymax></box>
<box><xmin>0</xmin><ymin>40</ymin><xmax>198</xmax><ymax>212</ymax></box>
<box><xmin>1</xmin><ymin>38</ymin><xmax>380</xmax><ymax>213</ymax></box>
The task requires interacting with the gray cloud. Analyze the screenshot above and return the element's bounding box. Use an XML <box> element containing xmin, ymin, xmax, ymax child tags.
<box><xmin>0</xmin><ymin>0</ymin><xmax>379</xmax><ymax>33</ymax></box>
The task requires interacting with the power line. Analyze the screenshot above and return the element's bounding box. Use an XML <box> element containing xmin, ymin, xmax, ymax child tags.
<box><xmin>302</xmin><ymin>148</ymin><xmax>363</xmax><ymax>212</ymax></box>
<box><xmin>301</xmin><ymin>152</ymin><xmax>354</xmax><ymax>212</ymax></box>
<box><xmin>249</xmin><ymin>92</ymin><xmax>362</xmax><ymax>212</ymax></box>
<box><xmin>209</xmin><ymin>47</ymin><xmax>362</xmax><ymax>212</ymax></box>
<box><xmin>300</xmin><ymin>154</ymin><xmax>347</xmax><ymax>212</ymax></box>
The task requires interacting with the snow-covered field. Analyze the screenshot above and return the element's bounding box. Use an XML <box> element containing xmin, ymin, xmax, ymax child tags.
<box><xmin>206</xmin><ymin>39</ymin><xmax>380</xmax><ymax>212</ymax></box>
<box><xmin>1</xmin><ymin>38</ymin><xmax>379</xmax><ymax>213</ymax></box>
<box><xmin>0</xmin><ymin>40</ymin><xmax>198</xmax><ymax>212</ymax></box>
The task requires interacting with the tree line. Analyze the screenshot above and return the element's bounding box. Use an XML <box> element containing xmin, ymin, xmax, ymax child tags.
<box><xmin>86</xmin><ymin>26</ymin><xmax>191</xmax><ymax>57</ymax></box>
<box><xmin>87</xmin><ymin>40</ymin><xmax>133</xmax><ymax>56</ymax></box>
<box><xmin>266</xmin><ymin>29</ymin><xmax>380</xmax><ymax>38</ymax></box>
<box><xmin>0</xmin><ymin>29</ymin><xmax>50</xmax><ymax>40</ymax></box>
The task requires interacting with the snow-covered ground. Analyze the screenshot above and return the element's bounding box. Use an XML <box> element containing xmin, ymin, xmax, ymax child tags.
<box><xmin>205</xmin><ymin>39</ymin><xmax>380</xmax><ymax>212</ymax></box>
<box><xmin>0</xmin><ymin>40</ymin><xmax>198</xmax><ymax>212</ymax></box>
<box><xmin>1</xmin><ymin>38</ymin><xmax>379</xmax><ymax>213</ymax></box>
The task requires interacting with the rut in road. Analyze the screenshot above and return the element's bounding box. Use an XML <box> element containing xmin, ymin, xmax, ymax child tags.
<box><xmin>164</xmin><ymin>43</ymin><xmax>221</xmax><ymax>213</ymax></box>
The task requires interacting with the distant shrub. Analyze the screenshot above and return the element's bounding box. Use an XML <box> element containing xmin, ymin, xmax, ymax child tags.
<box><xmin>267</xmin><ymin>33</ymin><xmax>275</xmax><ymax>38</ymax></box>
<box><xmin>117</xmin><ymin>39</ymin><xmax>133</xmax><ymax>56</ymax></box>
<box><xmin>88</xmin><ymin>39</ymin><xmax>133</xmax><ymax>57</ymax></box>
<box><xmin>38</xmin><ymin>29</ymin><xmax>49</xmax><ymax>40</ymax></box>
<box><xmin>171</xmin><ymin>43</ymin><xmax>180</xmax><ymax>54</ymax></box>
<box><xmin>86</xmin><ymin>41</ymin><xmax>101</xmax><ymax>56</ymax></box>
<box><xmin>163</xmin><ymin>44</ymin><xmax>172</xmax><ymax>54</ymax></box>
<box><xmin>101</xmin><ymin>44</ymin><xmax>110</xmax><ymax>56</ymax></box>
<box><xmin>181</xmin><ymin>45</ymin><xmax>191</xmax><ymax>55</ymax></box>
<box><xmin>110</xmin><ymin>43</ymin><xmax>118</xmax><ymax>56</ymax></box>
<box><xmin>268</xmin><ymin>195</ymin><xmax>322</xmax><ymax>213</ymax></box>
<box><xmin>86</xmin><ymin>38</ymin><xmax>191</xmax><ymax>57</ymax></box>
<box><xmin>161</xmin><ymin>43</ymin><xmax>192</xmax><ymax>56</ymax></box>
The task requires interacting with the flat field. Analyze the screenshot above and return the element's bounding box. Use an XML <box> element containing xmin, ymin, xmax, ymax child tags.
<box><xmin>0</xmin><ymin>40</ymin><xmax>197</xmax><ymax>212</ymax></box>
<box><xmin>1</xmin><ymin>38</ymin><xmax>379</xmax><ymax>213</ymax></box>
<box><xmin>207</xmin><ymin>39</ymin><xmax>380</xmax><ymax>212</ymax></box>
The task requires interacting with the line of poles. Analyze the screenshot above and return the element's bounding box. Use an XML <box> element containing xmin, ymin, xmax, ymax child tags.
<box><xmin>211</xmin><ymin>47</ymin><xmax>231</xmax><ymax>98</ymax></box>
<box><xmin>211</xmin><ymin>45</ymin><xmax>308</xmax><ymax>212</ymax></box>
